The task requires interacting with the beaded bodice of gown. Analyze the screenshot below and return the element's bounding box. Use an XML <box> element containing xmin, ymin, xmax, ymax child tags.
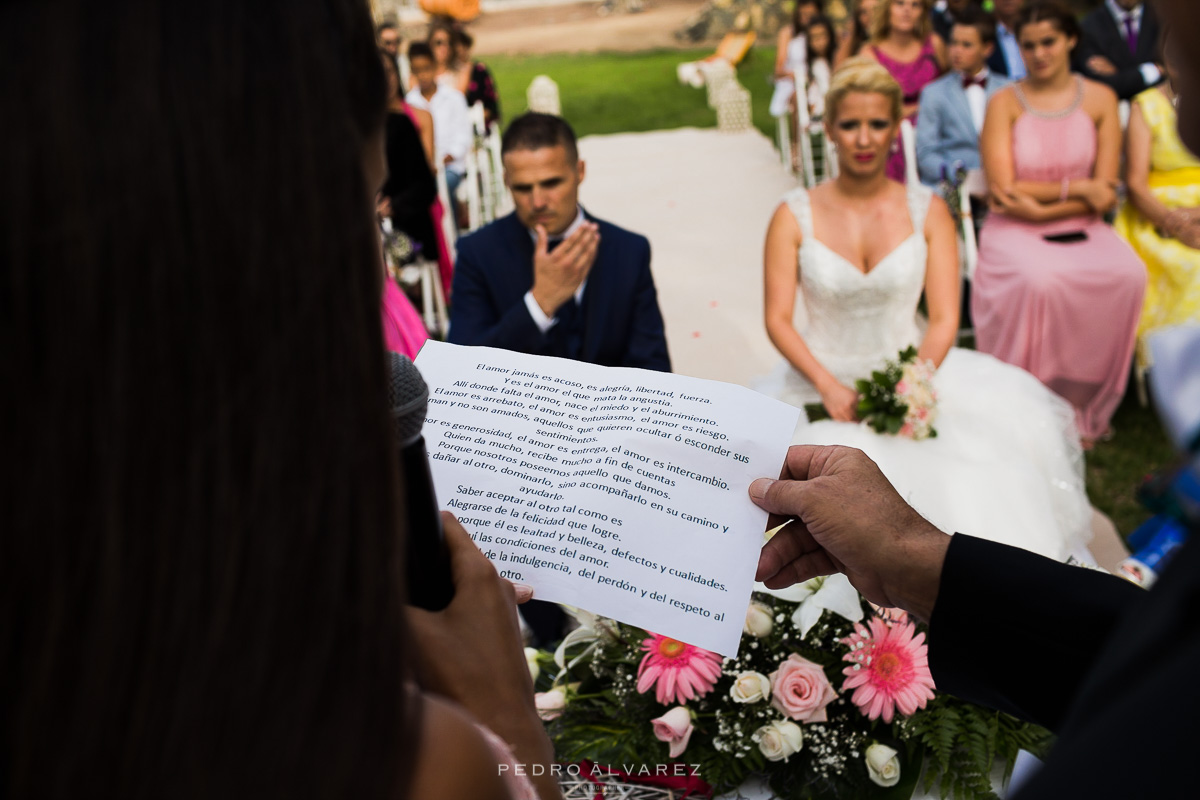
<box><xmin>784</xmin><ymin>183</ymin><xmax>932</xmax><ymax>387</ymax></box>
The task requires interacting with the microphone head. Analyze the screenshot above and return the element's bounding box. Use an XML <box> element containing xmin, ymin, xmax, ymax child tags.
<box><xmin>387</xmin><ymin>351</ymin><xmax>429</xmax><ymax>447</ymax></box>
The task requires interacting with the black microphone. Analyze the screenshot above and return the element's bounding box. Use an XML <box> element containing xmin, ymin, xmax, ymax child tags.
<box><xmin>388</xmin><ymin>352</ymin><xmax>454</xmax><ymax>611</ymax></box>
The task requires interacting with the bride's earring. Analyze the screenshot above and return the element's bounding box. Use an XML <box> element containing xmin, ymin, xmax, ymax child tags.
<box><xmin>890</xmin><ymin>137</ymin><xmax>900</xmax><ymax>155</ymax></box>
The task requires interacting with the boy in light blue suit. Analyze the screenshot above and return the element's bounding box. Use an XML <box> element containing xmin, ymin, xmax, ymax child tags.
<box><xmin>915</xmin><ymin>8</ymin><xmax>1011</xmax><ymax>187</ymax></box>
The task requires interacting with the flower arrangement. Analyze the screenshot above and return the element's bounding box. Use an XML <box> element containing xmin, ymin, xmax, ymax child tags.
<box><xmin>534</xmin><ymin>572</ymin><xmax>1050</xmax><ymax>800</ymax></box>
<box><xmin>805</xmin><ymin>346</ymin><xmax>939</xmax><ymax>440</ymax></box>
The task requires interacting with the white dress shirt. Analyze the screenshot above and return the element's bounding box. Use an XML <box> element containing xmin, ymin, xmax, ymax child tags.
<box><xmin>523</xmin><ymin>207</ymin><xmax>588</xmax><ymax>333</ymax></box>
<box><xmin>405</xmin><ymin>85</ymin><xmax>471</xmax><ymax>175</ymax></box>
<box><xmin>1105</xmin><ymin>0</ymin><xmax>1162</xmax><ymax>86</ymax></box>
<box><xmin>963</xmin><ymin>68</ymin><xmax>989</xmax><ymax>133</ymax></box>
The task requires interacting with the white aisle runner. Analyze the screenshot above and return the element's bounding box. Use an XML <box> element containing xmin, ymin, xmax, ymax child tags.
<box><xmin>577</xmin><ymin>127</ymin><xmax>797</xmax><ymax>388</ymax></box>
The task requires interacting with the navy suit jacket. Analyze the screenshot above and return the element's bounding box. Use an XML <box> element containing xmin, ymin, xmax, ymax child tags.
<box><xmin>930</xmin><ymin>534</ymin><xmax>1195</xmax><ymax>797</ymax></box>
<box><xmin>915</xmin><ymin>70</ymin><xmax>1011</xmax><ymax>186</ymax></box>
<box><xmin>1075</xmin><ymin>2</ymin><xmax>1163</xmax><ymax>100</ymax></box>
<box><xmin>448</xmin><ymin>211</ymin><xmax>671</xmax><ymax>372</ymax></box>
<box><xmin>987</xmin><ymin>24</ymin><xmax>1021</xmax><ymax>78</ymax></box>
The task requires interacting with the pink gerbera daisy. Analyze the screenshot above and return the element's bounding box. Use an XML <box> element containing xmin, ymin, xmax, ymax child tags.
<box><xmin>840</xmin><ymin>617</ymin><xmax>935</xmax><ymax>723</ymax></box>
<box><xmin>636</xmin><ymin>633</ymin><xmax>722</xmax><ymax>706</ymax></box>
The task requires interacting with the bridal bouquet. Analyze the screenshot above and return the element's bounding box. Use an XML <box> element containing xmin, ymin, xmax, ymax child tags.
<box><xmin>806</xmin><ymin>346</ymin><xmax>939</xmax><ymax>440</ymax></box>
<box><xmin>534</xmin><ymin>572</ymin><xmax>1049</xmax><ymax>800</ymax></box>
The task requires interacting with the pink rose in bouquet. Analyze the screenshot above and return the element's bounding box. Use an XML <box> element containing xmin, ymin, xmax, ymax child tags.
<box><xmin>768</xmin><ymin>653</ymin><xmax>838</xmax><ymax>723</ymax></box>
<box><xmin>650</xmin><ymin>706</ymin><xmax>695</xmax><ymax>757</ymax></box>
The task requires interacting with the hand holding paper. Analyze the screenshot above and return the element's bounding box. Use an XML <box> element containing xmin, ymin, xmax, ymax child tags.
<box><xmin>414</xmin><ymin>342</ymin><xmax>800</xmax><ymax>655</ymax></box>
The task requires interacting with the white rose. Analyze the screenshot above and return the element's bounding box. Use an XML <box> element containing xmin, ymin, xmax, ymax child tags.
<box><xmin>752</xmin><ymin>719</ymin><xmax>804</xmax><ymax>762</ymax></box>
<box><xmin>729</xmin><ymin>671</ymin><xmax>772</xmax><ymax>704</ymax></box>
<box><xmin>744</xmin><ymin>601</ymin><xmax>774</xmax><ymax>638</ymax></box>
<box><xmin>524</xmin><ymin>647</ymin><xmax>541</xmax><ymax>682</ymax></box>
<box><xmin>865</xmin><ymin>743</ymin><xmax>901</xmax><ymax>787</ymax></box>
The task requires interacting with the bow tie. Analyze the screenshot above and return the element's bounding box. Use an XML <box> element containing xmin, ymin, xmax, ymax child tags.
<box><xmin>963</xmin><ymin>74</ymin><xmax>987</xmax><ymax>90</ymax></box>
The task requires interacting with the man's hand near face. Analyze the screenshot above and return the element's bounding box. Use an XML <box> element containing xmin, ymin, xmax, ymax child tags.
<box><xmin>530</xmin><ymin>221</ymin><xmax>600</xmax><ymax>316</ymax></box>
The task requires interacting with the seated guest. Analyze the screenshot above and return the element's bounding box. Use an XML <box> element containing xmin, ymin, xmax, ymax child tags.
<box><xmin>770</xmin><ymin>0</ymin><xmax>823</xmax><ymax>119</ymax></box>
<box><xmin>449</xmin><ymin>113</ymin><xmax>670</xmax><ymax>645</ymax></box>
<box><xmin>930</xmin><ymin>0</ymin><xmax>981</xmax><ymax>42</ymax></box>
<box><xmin>428</xmin><ymin>20</ymin><xmax>459</xmax><ymax>88</ymax></box>
<box><xmin>987</xmin><ymin>0</ymin><xmax>1027</xmax><ymax>79</ymax></box>
<box><xmin>376</xmin><ymin>20</ymin><xmax>410</xmax><ymax>93</ymax></box>
<box><xmin>1076</xmin><ymin>0</ymin><xmax>1164</xmax><ymax>101</ymax></box>
<box><xmin>860</xmin><ymin>0</ymin><xmax>947</xmax><ymax>182</ymax></box>
<box><xmin>453</xmin><ymin>29</ymin><xmax>501</xmax><ymax>129</ymax></box>
<box><xmin>405</xmin><ymin>41</ymin><xmax>471</xmax><ymax>211</ymax></box>
<box><xmin>834</xmin><ymin>0</ymin><xmax>878</xmax><ymax>69</ymax></box>
<box><xmin>916</xmin><ymin>7</ymin><xmax>1010</xmax><ymax>186</ymax></box>
<box><xmin>973</xmin><ymin>1</ymin><xmax>1145</xmax><ymax>447</ymax></box>
<box><xmin>1114</xmin><ymin>43</ymin><xmax>1200</xmax><ymax>371</ymax></box>
<box><xmin>804</xmin><ymin>16</ymin><xmax>837</xmax><ymax>120</ymax></box>
<box><xmin>448</xmin><ymin>112</ymin><xmax>671</xmax><ymax>373</ymax></box>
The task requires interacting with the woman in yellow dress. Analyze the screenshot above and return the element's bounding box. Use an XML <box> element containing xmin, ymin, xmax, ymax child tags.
<box><xmin>1114</xmin><ymin>53</ymin><xmax>1200</xmax><ymax>370</ymax></box>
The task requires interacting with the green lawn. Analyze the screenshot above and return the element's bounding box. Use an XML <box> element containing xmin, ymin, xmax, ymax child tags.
<box><xmin>486</xmin><ymin>46</ymin><xmax>1177</xmax><ymax>541</ymax></box>
<box><xmin>486</xmin><ymin>47</ymin><xmax>780</xmax><ymax>139</ymax></box>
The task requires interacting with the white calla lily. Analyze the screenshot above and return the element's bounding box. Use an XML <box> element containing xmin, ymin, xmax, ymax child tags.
<box><xmin>553</xmin><ymin>605</ymin><xmax>620</xmax><ymax>678</ymax></box>
<box><xmin>754</xmin><ymin>574</ymin><xmax>863</xmax><ymax>639</ymax></box>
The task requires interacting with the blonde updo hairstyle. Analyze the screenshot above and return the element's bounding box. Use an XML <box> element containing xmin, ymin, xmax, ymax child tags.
<box><xmin>825</xmin><ymin>57</ymin><xmax>904</xmax><ymax>125</ymax></box>
<box><xmin>870</xmin><ymin>0</ymin><xmax>933</xmax><ymax>43</ymax></box>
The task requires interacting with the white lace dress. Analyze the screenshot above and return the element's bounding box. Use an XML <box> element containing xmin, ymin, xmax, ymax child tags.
<box><xmin>758</xmin><ymin>184</ymin><xmax>1092</xmax><ymax>561</ymax></box>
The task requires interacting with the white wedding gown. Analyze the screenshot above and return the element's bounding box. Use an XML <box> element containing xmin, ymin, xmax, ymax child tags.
<box><xmin>758</xmin><ymin>184</ymin><xmax>1092</xmax><ymax>561</ymax></box>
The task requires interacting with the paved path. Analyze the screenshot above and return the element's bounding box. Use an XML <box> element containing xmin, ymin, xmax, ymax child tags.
<box><xmin>577</xmin><ymin>126</ymin><xmax>794</xmax><ymax>388</ymax></box>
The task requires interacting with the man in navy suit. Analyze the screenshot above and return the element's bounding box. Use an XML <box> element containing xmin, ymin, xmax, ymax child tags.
<box><xmin>449</xmin><ymin>113</ymin><xmax>670</xmax><ymax>647</ymax></box>
<box><xmin>916</xmin><ymin>7</ymin><xmax>1011</xmax><ymax>186</ymax></box>
<box><xmin>986</xmin><ymin>0</ymin><xmax>1026</xmax><ymax>79</ymax></box>
<box><xmin>1076</xmin><ymin>0</ymin><xmax>1163</xmax><ymax>100</ymax></box>
<box><xmin>448</xmin><ymin>112</ymin><xmax>671</xmax><ymax>374</ymax></box>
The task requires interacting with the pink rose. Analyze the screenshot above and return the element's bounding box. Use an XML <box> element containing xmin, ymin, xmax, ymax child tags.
<box><xmin>535</xmin><ymin>687</ymin><xmax>567</xmax><ymax>721</ymax></box>
<box><xmin>895</xmin><ymin>380</ymin><xmax>909</xmax><ymax>395</ymax></box>
<box><xmin>651</xmin><ymin>706</ymin><xmax>694</xmax><ymax>757</ymax></box>
<box><xmin>769</xmin><ymin>654</ymin><xmax>838</xmax><ymax>723</ymax></box>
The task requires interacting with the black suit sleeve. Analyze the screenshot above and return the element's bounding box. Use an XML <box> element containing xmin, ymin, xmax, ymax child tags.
<box><xmin>621</xmin><ymin>237</ymin><xmax>671</xmax><ymax>372</ymax></box>
<box><xmin>928</xmin><ymin>534</ymin><xmax>1142</xmax><ymax>733</ymax></box>
<box><xmin>447</xmin><ymin>241</ymin><xmax>550</xmax><ymax>354</ymax></box>
<box><xmin>1077</xmin><ymin>12</ymin><xmax>1163</xmax><ymax>100</ymax></box>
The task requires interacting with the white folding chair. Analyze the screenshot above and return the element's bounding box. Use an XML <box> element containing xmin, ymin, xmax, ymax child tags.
<box><xmin>900</xmin><ymin>119</ymin><xmax>919</xmax><ymax>185</ymax></box>
<box><xmin>793</xmin><ymin>70</ymin><xmax>819</xmax><ymax>188</ymax></box>
<box><xmin>381</xmin><ymin>218</ymin><xmax>448</xmax><ymax>339</ymax></box>
<box><xmin>434</xmin><ymin>164</ymin><xmax>457</xmax><ymax>264</ymax></box>
<box><xmin>466</xmin><ymin>103</ymin><xmax>498</xmax><ymax>225</ymax></box>
<box><xmin>463</xmin><ymin>148</ymin><xmax>483</xmax><ymax>232</ymax></box>
<box><xmin>487</xmin><ymin>126</ymin><xmax>511</xmax><ymax>217</ymax></box>
<box><xmin>777</xmin><ymin>114</ymin><xmax>794</xmax><ymax>176</ymax></box>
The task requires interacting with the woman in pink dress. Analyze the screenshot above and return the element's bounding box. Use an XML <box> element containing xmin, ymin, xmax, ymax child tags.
<box><xmin>861</xmin><ymin>0</ymin><xmax>945</xmax><ymax>181</ymax></box>
<box><xmin>974</xmin><ymin>2</ymin><xmax>1145</xmax><ymax>446</ymax></box>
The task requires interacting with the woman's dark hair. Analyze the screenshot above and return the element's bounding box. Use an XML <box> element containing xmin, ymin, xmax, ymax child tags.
<box><xmin>1014</xmin><ymin>0</ymin><xmax>1082</xmax><ymax>43</ymax></box>
<box><xmin>849</xmin><ymin>0</ymin><xmax>874</xmax><ymax>57</ymax></box>
<box><xmin>1</xmin><ymin>1</ymin><xmax>416</xmax><ymax>798</ymax></box>
<box><xmin>792</xmin><ymin>0</ymin><xmax>824</xmax><ymax>31</ymax></box>
<box><xmin>806</xmin><ymin>15</ymin><xmax>837</xmax><ymax>64</ymax></box>
<box><xmin>455</xmin><ymin>29</ymin><xmax>475</xmax><ymax>50</ymax></box>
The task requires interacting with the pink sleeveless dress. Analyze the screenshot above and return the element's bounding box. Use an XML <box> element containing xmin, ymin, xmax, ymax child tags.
<box><xmin>871</xmin><ymin>38</ymin><xmax>942</xmax><ymax>182</ymax></box>
<box><xmin>403</xmin><ymin>105</ymin><xmax>455</xmax><ymax>298</ymax></box>
<box><xmin>381</xmin><ymin>273</ymin><xmax>429</xmax><ymax>359</ymax></box>
<box><xmin>972</xmin><ymin>80</ymin><xmax>1146</xmax><ymax>440</ymax></box>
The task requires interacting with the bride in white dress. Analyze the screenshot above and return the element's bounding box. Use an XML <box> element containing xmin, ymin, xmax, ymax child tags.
<box><xmin>759</xmin><ymin>58</ymin><xmax>1092</xmax><ymax>561</ymax></box>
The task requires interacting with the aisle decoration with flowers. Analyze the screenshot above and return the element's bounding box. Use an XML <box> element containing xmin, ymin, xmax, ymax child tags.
<box><xmin>533</xmin><ymin>568</ymin><xmax>1050</xmax><ymax>800</ymax></box>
